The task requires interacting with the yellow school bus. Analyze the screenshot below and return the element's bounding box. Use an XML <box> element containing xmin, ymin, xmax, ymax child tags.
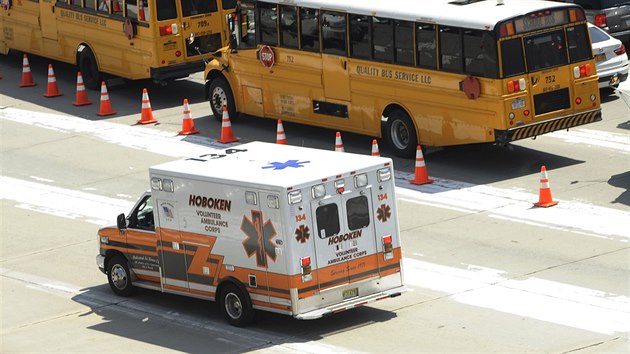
<box><xmin>203</xmin><ymin>0</ymin><xmax>602</xmax><ymax>156</ymax></box>
<box><xmin>1</xmin><ymin>0</ymin><xmax>236</xmax><ymax>89</ymax></box>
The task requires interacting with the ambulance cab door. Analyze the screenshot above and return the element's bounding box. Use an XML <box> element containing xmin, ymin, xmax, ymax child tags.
<box><xmin>155</xmin><ymin>200</ymin><xmax>189</xmax><ymax>291</ymax></box>
<box><xmin>253</xmin><ymin>192</ymin><xmax>286</xmax><ymax>304</ymax></box>
<box><xmin>123</xmin><ymin>193</ymin><xmax>160</xmax><ymax>283</ymax></box>
<box><xmin>311</xmin><ymin>195</ymin><xmax>351</xmax><ymax>290</ymax></box>
<box><xmin>340</xmin><ymin>187</ymin><xmax>378</xmax><ymax>283</ymax></box>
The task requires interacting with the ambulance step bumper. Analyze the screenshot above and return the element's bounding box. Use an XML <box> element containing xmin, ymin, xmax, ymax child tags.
<box><xmin>96</xmin><ymin>254</ymin><xmax>106</xmax><ymax>274</ymax></box>
<box><xmin>295</xmin><ymin>285</ymin><xmax>406</xmax><ymax>320</ymax></box>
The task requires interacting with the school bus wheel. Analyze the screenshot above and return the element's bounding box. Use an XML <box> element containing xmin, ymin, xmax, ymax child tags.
<box><xmin>78</xmin><ymin>45</ymin><xmax>102</xmax><ymax>91</ymax></box>
<box><xmin>208</xmin><ymin>76</ymin><xmax>237</xmax><ymax>123</ymax></box>
<box><xmin>219</xmin><ymin>283</ymin><xmax>254</xmax><ymax>327</ymax></box>
<box><xmin>106</xmin><ymin>254</ymin><xmax>135</xmax><ymax>297</ymax></box>
<box><xmin>385</xmin><ymin>109</ymin><xmax>418</xmax><ymax>158</ymax></box>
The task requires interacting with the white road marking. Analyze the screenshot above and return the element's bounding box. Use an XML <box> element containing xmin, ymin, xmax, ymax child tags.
<box><xmin>1</xmin><ymin>177</ymin><xmax>628</xmax><ymax>335</ymax></box>
<box><xmin>546</xmin><ymin>128</ymin><xmax>630</xmax><ymax>153</ymax></box>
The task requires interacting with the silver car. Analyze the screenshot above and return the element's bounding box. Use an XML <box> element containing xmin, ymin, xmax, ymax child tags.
<box><xmin>589</xmin><ymin>23</ymin><xmax>629</xmax><ymax>89</ymax></box>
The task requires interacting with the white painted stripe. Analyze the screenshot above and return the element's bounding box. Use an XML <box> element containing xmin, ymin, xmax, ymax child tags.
<box><xmin>546</xmin><ymin>128</ymin><xmax>630</xmax><ymax>153</ymax></box>
<box><xmin>395</xmin><ymin>172</ymin><xmax>630</xmax><ymax>240</ymax></box>
<box><xmin>1</xmin><ymin>176</ymin><xmax>628</xmax><ymax>335</ymax></box>
<box><xmin>402</xmin><ymin>258</ymin><xmax>630</xmax><ymax>335</ymax></box>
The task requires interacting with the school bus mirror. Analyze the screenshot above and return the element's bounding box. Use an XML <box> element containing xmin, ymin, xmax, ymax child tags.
<box><xmin>117</xmin><ymin>213</ymin><xmax>127</xmax><ymax>230</ymax></box>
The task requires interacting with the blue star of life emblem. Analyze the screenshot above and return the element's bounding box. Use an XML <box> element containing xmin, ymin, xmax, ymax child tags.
<box><xmin>262</xmin><ymin>160</ymin><xmax>310</xmax><ymax>170</ymax></box>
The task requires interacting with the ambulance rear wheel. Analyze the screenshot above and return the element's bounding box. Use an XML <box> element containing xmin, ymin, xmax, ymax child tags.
<box><xmin>107</xmin><ymin>254</ymin><xmax>135</xmax><ymax>297</ymax></box>
<box><xmin>219</xmin><ymin>283</ymin><xmax>254</xmax><ymax>327</ymax></box>
<box><xmin>208</xmin><ymin>76</ymin><xmax>236</xmax><ymax>123</ymax></box>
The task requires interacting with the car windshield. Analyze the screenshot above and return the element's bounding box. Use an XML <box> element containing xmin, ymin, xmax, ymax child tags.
<box><xmin>589</xmin><ymin>25</ymin><xmax>610</xmax><ymax>43</ymax></box>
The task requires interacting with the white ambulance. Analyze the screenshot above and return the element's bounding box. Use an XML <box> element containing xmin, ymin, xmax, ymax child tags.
<box><xmin>96</xmin><ymin>141</ymin><xmax>405</xmax><ymax>326</ymax></box>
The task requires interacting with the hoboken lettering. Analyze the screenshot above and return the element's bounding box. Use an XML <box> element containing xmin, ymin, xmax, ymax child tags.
<box><xmin>328</xmin><ymin>230</ymin><xmax>362</xmax><ymax>245</ymax></box>
<box><xmin>189</xmin><ymin>195</ymin><xmax>231</xmax><ymax>211</ymax></box>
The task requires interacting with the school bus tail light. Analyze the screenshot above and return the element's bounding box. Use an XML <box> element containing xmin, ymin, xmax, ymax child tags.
<box><xmin>507</xmin><ymin>78</ymin><xmax>526</xmax><ymax>93</ymax></box>
<box><xmin>159</xmin><ymin>24</ymin><xmax>178</xmax><ymax>36</ymax></box>
<box><xmin>300</xmin><ymin>256</ymin><xmax>312</xmax><ymax>282</ymax></box>
<box><xmin>383</xmin><ymin>235</ymin><xmax>394</xmax><ymax>260</ymax></box>
<box><xmin>573</xmin><ymin>64</ymin><xmax>592</xmax><ymax>79</ymax></box>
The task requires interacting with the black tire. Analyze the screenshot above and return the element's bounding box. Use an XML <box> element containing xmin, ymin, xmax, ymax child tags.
<box><xmin>208</xmin><ymin>76</ymin><xmax>236</xmax><ymax>123</ymax></box>
<box><xmin>385</xmin><ymin>109</ymin><xmax>418</xmax><ymax>157</ymax></box>
<box><xmin>78</xmin><ymin>46</ymin><xmax>102</xmax><ymax>91</ymax></box>
<box><xmin>219</xmin><ymin>283</ymin><xmax>254</xmax><ymax>327</ymax></box>
<box><xmin>107</xmin><ymin>254</ymin><xmax>135</xmax><ymax>297</ymax></box>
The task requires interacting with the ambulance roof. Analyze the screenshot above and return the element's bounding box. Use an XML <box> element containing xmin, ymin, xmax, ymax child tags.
<box><xmin>150</xmin><ymin>141</ymin><xmax>393</xmax><ymax>190</ymax></box>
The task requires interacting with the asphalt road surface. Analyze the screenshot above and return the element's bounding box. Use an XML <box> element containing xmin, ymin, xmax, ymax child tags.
<box><xmin>1</xmin><ymin>52</ymin><xmax>629</xmax><ymax>353</ymax></box>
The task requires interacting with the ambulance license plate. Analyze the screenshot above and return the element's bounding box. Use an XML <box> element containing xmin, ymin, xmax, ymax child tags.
<box><xmin>343</xmin><ymin>288</ymin><xmax>358</xmax><ymax>299</ymax></box>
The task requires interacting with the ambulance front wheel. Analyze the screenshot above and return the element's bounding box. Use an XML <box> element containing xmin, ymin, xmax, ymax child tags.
<box><xmin>107</xmin><ymin>254</ymin><xmax>135</xmax><ymax>297</ymax></box>
<box><xmin>219</xmin><ymin>283</ymin><xmax>254</xmax><ymax>327</ymax></box>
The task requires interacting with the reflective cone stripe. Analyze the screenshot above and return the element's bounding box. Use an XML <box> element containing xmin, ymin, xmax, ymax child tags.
<box><xmin>276</xmin><ymin>120</ymin><xmax>287</xmax><ymax>144</ymax></box>
<box><xmin>96</xmin><ymin>81</ymin><xmax>116</xmax><ymax>116</ymax></box>
<box><xmin>19</xmin><ymin>54</ymin><xmax>36</xmax><ymax>87</ymax></box>
<box><xmin>410</xmin><ymin>145</ymin><xmax>433</xmax><ymax>185</ymax></box>
<box><xmin>137</xmin><ymin>88</ymin><xmax>157</xmax><ymax>124</ymax></box>
<box><xmin>178</xmin><ymin>99</ymin><xmax>199</xmax><ymax>135</ymax></box>
<box><xmin>371</xmin><ymin>139</ymin><xmax>380</xmax><ymax>156</ymax></box>
<box><xmin>43</xmin><ymin>64</ymin><xmax>63</xmax><ymax>97</ymax></box>
<box><xmin>73</xmin><ymin>72</ymin><xmax>92</xmax><ymax>106</ymax></box>
<box><xmin>217</xmin><ymin>105</ymin><xmax>239</xmax><ymax>143</ymax></box>
<box><xmin>534</xmin><ymin>165</ymin><xmax>558</xmax><ymax>207</ymax></box>
<box><xmin>335</xmin><ymin>131</ymin><xmax>344</xmax><ymax>152</ymax></box>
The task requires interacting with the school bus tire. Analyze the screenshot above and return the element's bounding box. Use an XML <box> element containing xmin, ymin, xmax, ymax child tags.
<box><xmin>78</xmin><ymin>45</ymin><xmax>102</xmax><ymax>91</ymax></box>
<box><xmin>218</xmin><ymin>283</ymin><xmax>254</xmax><ymax>327</ymax></box>
<box><xmin>385</xmin><ymin>109</ymin><xmax>418</xmax><ymax>157</ymax></box>
<box><xmin>106</xmin><ymin>254</ymin><xmax>135</xmax><ymax>297</ymax></box>
<box><xmin>208</xmin><ymin>76</ymin><xmax>237</xmax><ymax>123</ymax></box>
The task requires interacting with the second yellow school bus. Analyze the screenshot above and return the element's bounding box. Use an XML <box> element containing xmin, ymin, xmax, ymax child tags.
<box><xmin>204</xmin><ymin>0</ymin><xmax>602</xmax><ymax>156</ymax></box>
<box><xmin>1</xmin><ymin>0</ymin><xmax>236</xmax><ymax>89</ymax></box>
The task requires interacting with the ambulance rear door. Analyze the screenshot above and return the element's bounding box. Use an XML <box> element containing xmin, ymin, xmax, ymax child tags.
<box><xmin>311</xmin><ymin>185</ymin><xmax>378</xmax><ymax>296</ymax></box>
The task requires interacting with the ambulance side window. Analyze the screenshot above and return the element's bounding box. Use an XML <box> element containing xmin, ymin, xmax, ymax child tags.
<box><xmin>315</xmin><ymin>203</ymin><xmax>340</xmax><ymax>238</ymax></box>
<box><xmin>346</xmin><ymin>196</ymin><xmax>370</xmax><ymax>230</ymax></box>
<box><xmin>129</xmin><ymin>195</ymin><xmax>154</xmax><ymax>231</ymax></box>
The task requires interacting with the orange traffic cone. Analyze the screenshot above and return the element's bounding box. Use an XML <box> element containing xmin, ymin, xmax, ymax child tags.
<box><xmin>19</xmin><ymin>54</ymin><xmax>36</xmax><ymax>87</ymax></box>
<box><xmin>276</xmin><ymin>120</ymin><xmax>287</xmax><ymax>144</ymax></box>
<box><xmin>43</xmin><ymin>64</ymin><xmax>63</xmax><ymax>98</ymax></box>
<box><xmin>371</xmin><ymin>139</ymin><xmax>380</xmax><ymax>156</ymax></box>
<box><xmin>533</xmin><ymin>166</ymin><xmax>559</xmax><ymax>207</ymax></box>
<box><xmin>96</xmin><ymin>81</ymin><xmax>116</xmax><ymax>116</ymax></box>
<box><xmin>410</xmin><ymin>145</ymin><xmax>433</xmax><ymax>185</ymax></box>
<box><xmin>137</xmin><ymin>88</ymin><xmax>157</xmax><ymax>124</ymax></box>
<box><xmin>335</xmin><ymin>131</ymin><xmax>344</xmax><ymax>152</ymax></box>
<box><xmin>73</xmin><ymin>72</ymin><xmax>92</xmax><ymax>106</ymax></box>
<box><xmin>178</xmin><ymin>99</ymin><xmax>199</xmax><ymax>135</ymax></box>
<box><xmin>217</xmin><ymin>105</ymin><xmax>239</xmax><ymax>143</ymax></box>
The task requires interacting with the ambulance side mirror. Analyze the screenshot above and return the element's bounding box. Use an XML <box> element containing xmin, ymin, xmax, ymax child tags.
<box><xmin>117</xmin><ymin>213</ymin><xmax>127</xmax><ymax>230</ymax></box>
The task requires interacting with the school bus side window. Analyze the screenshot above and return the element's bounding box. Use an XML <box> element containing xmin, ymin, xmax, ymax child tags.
<box><xmin>464</xmin><ymin>29</ymin><xmax>499</xmax><ymax>78</ymax></box>
<box><xmin>280</xmin><ymin>5</ymin><xmax>298</xmax><ymax>49</ymax></box>
<box><xmin>85</xmin><ymin>0</ymin><xmax>96</xmax><ymax>11</ymax></box>
<box><xmin>126</xmin><ymin>0</ymin><xmax>138</xmax><ymax>20</ymax></box>
<box><xmin>440</xmin><ymin>26</ymin><xmax>463</xmax><ymax>73</ymax></box>
<box><xmin>395</xmin><ymin>20</ymin><xmax>414</xmax><ymax>66</ymax></box>
<box><xmin>349</xmin><ymin>14</ymin><xmax>371</xmax><ymax>60</ymax></box>
<box><xmin>416</xmin><ymin>23</ymin><xmax>437</xmax><ymax>69</ymax></box>
<box><xmin>321</xmin><ymin>11</ymin><xmax>346</xmax><ymax>56</ymax></box>
<box><xmin>500</xmin><ymin>37</ymin><xmax>525</xmax><ymax>77</ymax></box>
<box><xmin>373</xmin><ymin>17</ymin><xmax>393</xmax><ymax>63</ymax></box>
<box><xmin>238</xmin><ymin>7</ymin><xmax>257</xmax><ymax>49</ymax></box>
<box><xmin>258</xmin><ymin>2</ymin><xmax>278</xmax><ymax>45</ymax></box>
<box><xmin>300</xmin><ymin>7</ymin><xmax>320</xmax><ymax>52</ymax></box>
<box><xmin>316</xmin><ymin>204</ymin><xmax>341</xmax><ymax>238</ymax></box>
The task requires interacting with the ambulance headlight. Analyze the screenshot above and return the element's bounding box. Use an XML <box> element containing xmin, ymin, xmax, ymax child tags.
<box><xmin>312</xmin><ymin>184</ymin><xmax>326</xmax><ymax>199</ymax></box>
<box><xmin>377</xmin><ymin>168</ymin><xmax>391</xmax><ymax>182</ymax></box>
<box><xmin>288</xmin><ymin>190</ymin><xmax>302</xmax><ymax>205</ymax></box>
<box><xmin>354</xmin><ymin>173</ymin><xmax>368</xmax><ymax>188</ymax></box>
<box><xmin>151</xmin><ymin>177</ymin><xmax>162</xmax><ymax>190</ymax></box>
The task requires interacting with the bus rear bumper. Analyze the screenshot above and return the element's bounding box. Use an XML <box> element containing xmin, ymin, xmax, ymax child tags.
<box><xmin>150</xmin><ymin>61</ymin><xmax>205</xmax><ymax>82</ymax></box>
<box><xmin>494</xmin><ymin>108</ymin><xmax>602</xmax><ymax>145</ymax></box>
